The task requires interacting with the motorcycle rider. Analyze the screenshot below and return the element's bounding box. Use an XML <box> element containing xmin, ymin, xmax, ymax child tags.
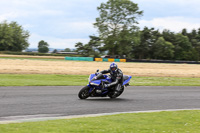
<box><xmin>94</xmin><ymin>62</ymin><xmax>123</xmax><ymax>98</ymax></box>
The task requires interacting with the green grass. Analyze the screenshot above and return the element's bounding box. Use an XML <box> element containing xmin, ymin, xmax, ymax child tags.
<box><xmin>0</xmin><ymin>74</ymin><xmax>199</xmax><ymax>86</ymax></box>
<box><xmin>134</xmin><ymin>76</ymin><xmax>200</xmax><ymax>86</ymax></box>
<box><xmin>0</xmin><ymin>74</ymin><xmax>88</xmax><ymax>86</ymax></box>
<box><xmin>0</xmin><ymin>110</ymin><xmax>200</xmax><ymax>133</ymax></box>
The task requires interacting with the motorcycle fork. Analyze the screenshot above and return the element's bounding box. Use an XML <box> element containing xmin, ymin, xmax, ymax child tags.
<box><xmin>89</xmin><ymin>87</ymin><xmax>96</xmax><ymax>94</ymax></box>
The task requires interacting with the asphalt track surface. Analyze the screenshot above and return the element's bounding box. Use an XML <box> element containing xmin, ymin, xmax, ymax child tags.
<box><xmin>0</xmin><ymin>86</ymin><xmax>200</xmax><ymax>122</ymax></box>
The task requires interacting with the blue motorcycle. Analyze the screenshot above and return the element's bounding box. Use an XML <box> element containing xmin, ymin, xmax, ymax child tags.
<box><xmin>78</xmin><ymin>69</ymin><xmax>132</xmax><ymax>99</ymax></box>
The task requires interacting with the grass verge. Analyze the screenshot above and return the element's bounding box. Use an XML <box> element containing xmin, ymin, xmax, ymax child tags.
<box><xmin>0</xmin><ymin>110</ymin><xmax>200</xmax><ymax>133</ymax></box>
<box><xmin>0</xmin><ymin>74</ymin><xmax>199</xmax><ymax>86</ymax></box>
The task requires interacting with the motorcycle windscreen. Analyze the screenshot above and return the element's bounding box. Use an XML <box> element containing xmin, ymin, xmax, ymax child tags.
<box><xmin>89</xmin><ymin>74</ymin><xmax>96</xmax><ymax>82</ymax></box>
<box><xmin>89</xmin><ymin>74</ymin><xmax>108</xmax><ymax>82</ymax></box>
<box><xmin>90</xmin><ymin>80</ymin><xmax>102</xmax><ymax>86</ymax></box>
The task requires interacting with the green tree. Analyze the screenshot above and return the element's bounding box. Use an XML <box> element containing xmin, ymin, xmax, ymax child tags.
<box><xmin>195</xmin><ymin>28</ymin><xmax>200</xmax><ymax>60</ymax></box>
<box><xmin>87</xmin><ymin>35</ymin><xmax>101</xmax><ymax>57</ymax></box>
<box><xmin>152</xmin><ymin>37</ymin><xmax>174</xmax><ymax>60</ymax></box>
<box><xmin>75</xmin><ymin>36</ymin><xmax>101</xmax><ymax>57</ymax></box>
<box><xmin>181</xmin><ymin>28</ymin><xmax>188</xmax><ymax>36</ymax></box>
<box><xmin>0</xmin><ymin>21</ymin><xmax>29</xmax><ymax>51</ymax></box>
<box><xmin>64</xmin><ymin>48</ymin><xmax>71</xmax><ymax>52</ymax></box>
<box><xmin>163</xmin><ymin>29</ymin><xmax>199</xmax><ymax>61</ymax></box>
<box><xmin>133</xmin><ymin>27</ymin><xmax>161</xmax><ymax>59</ymax></box>
<box><xmin>38</xmin><ymin>40</ymin><xmax>49</xmax><ymax>53</ymax></box>
<box><xmin>52</xmin><ymin>49</ymin><xmax>58</xmax><ymax>53</ymax></box>
<box><xmin>117</xmin><ymin>29</ymin><xmax>138</xmax><ymax>58</ymax></box>
<box><xmin>187</xmin><ymin>28</ymin><xmax>200</xmax><ymax>61</ymax></box>
<box><xmin>75</xmin><ymin>42</ymin><xmax>92</xmax><ymax>56</ymax></box>
<box><xmin>173</xmin><ymin>34</ymin><xmax>193</xmax><ymax>60</ymax></box>
<box><xmin>94</xmin><ymin>0</ymin><xmax>143</xmax><ymax>56</ymax></box>
<box><xmin>162</xmin><ymin>29</ymin><xmax>176</xmax><ymax>44</ymax></box>
<box><xmin>0</xmin><ymin>21</ymin><xmax>12</xmax><ymax>51</ymax></box>
<box><xmin>75</xmin><ymin>42</ymin><xmax>84</xmax><ymax>55</ymax></box>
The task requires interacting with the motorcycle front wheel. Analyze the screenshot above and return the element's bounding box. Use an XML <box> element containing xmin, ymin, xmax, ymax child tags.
<box><xmin>78</xmin><ymin>86</ymin><xmax>90</xmax><ymax>99</ymax></box>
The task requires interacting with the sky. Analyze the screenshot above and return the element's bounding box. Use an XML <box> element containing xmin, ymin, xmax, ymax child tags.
<box><xmin>0</xmin><ymin>0</ymin><xmax>200</xmax><ymax>49</ymax></box>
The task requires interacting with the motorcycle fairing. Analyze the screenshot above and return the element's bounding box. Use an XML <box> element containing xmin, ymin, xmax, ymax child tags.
<box><xmin>122</xmin><ymin>76</ymin><xmax>132</xmax><ymax>86</ymax></box>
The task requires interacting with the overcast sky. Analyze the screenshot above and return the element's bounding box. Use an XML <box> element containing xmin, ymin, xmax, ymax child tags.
<box><xmin>1</xmin><ymin>0</ymin><xmax>200</xmax><ymax>49</ymax></box>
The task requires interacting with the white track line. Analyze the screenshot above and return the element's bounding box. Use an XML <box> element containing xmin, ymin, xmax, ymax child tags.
<box><xmin>1</xmin><ymin>108</ymin><xmax>200</xmax><ymax>124</ymax></box>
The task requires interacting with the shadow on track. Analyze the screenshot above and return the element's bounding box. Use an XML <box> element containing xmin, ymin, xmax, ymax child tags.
<box><xmin>80</xmin><ymin>98</ymin><xmax>133</xmax><ymax>102</ymax></box>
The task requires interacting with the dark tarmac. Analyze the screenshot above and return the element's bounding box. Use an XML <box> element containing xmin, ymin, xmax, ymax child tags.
<box><xmin>0</xmin><ymin>86</ymin><xmax>200</xmax><ymax>121</ymax></box>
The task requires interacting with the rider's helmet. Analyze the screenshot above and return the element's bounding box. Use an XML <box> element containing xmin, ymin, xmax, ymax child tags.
<box><xmin>110</xmin><ymin>62</ymin><xmax>118</xmax><ymax>73</ymax></box>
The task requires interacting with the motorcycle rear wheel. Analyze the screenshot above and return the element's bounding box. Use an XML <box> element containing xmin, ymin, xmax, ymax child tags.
<box><xmin>78</xmin><ymin>86</ymin><xmax>90</xmax><ymax>99</ymax></box>
<box><xmin>108</xmin><ymin>86</ymin><xmax>124</xmax><ymax>99</ymax></box>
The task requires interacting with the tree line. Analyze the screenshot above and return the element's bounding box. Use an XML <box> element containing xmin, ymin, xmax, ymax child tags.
<box><xmin>75</xmin><ymin>27</ymin><xmax>200</xmax><ymax>61</ymax></box>
<box><xmin>75</xmin><ymin>0</ymin><xmax>200</xmax><ymax>61</ymax></box>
